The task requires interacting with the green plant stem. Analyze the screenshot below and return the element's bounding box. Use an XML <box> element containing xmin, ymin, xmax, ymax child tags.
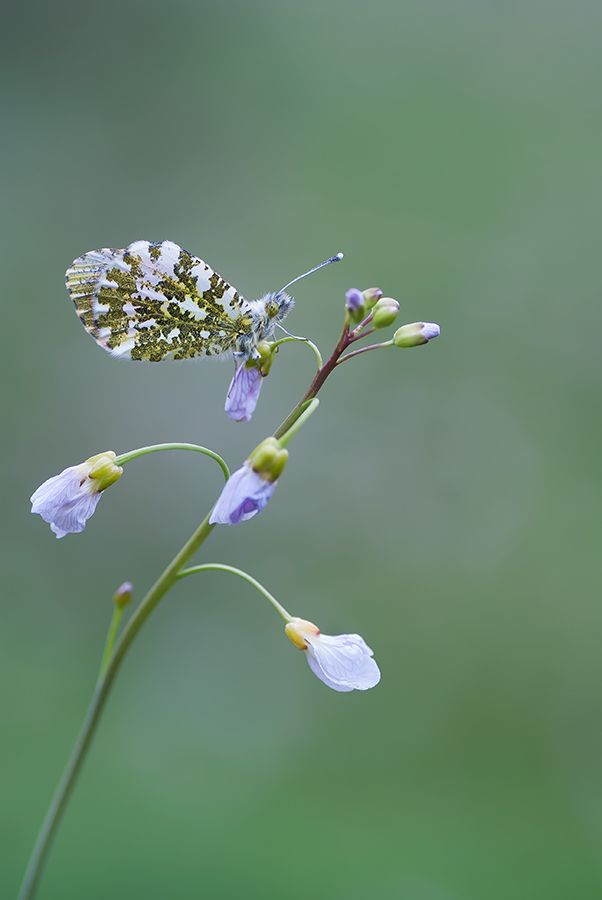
<box><xmin>17</xmin><ymin>514</ymin><xmax>215</xmax><ymax>900</ymax></box>
<box><xmin>270</xmin><ymin>335</ymin><xmax>323</xmax><ymax>370</ymax></box>
<box><xmin>177</xmin><ymin>563</ymin><xmax>292</xmax><ymax>622</ymax></box>
<box><xmin>336</xmin><ymin>340</ymin><xmax>393</xmax><ymax>365</ymax></box>
<box><xmin>115</xmin><ymin>443</ymin><xmax>230</xmax><ymax>481</ymax></box>
<box><xmin>97</xmin><ymin>605</ymin><xmax>124</xmax><ymax>680</ymax></box>
<box><xmin>273</xmin><ymin>321</ymin><xmax>351</xmax><ymax>440</ymax></box>
<box><xmin>277</xmin><ymin>399</ymin><xmax>319</xmax><ymax>448</ymax></box>
<box><xmin>19</xmin><ymin>315</ymin><xmax>351</xmax><ymax>900</ymax></box>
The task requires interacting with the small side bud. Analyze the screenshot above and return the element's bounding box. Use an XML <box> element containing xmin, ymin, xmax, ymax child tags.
<box><xmin>362</xmin><ymin>287</ymin><xmax>383</xmax><ymax>309</ymax></box>
<box><xmin>255</xmin><ymin>341</ymin><xmax>274</xmax><ymax>377</ymax></box>
<box><xmin>372</xmin><ymin>297</ymin><xmax>400</xmax><ymax>329</ymax></box>
<box><xmin>248</xmin><ymin>437</ymin><xmax>289</xmax><ymax>482</ymax></box>
<box><xmin>285</xmin><ymin>617</ymin><xmax>321</xmax><ymax>650</ymax></box>
<box><xmin>85</xmin><ymin>451</ymin><xmax>123</xmax><ymax>492</ymax></box>
<box><xmin>345</xmin><ymin>288</ymin><xmax>365</xmax><ymax>324</ymax></box>
<box><xmin>393</xmin><ymin>321</ymin><xmax>441</xmax><ymax>348</ymax></box>
<box><xmin>113</xmin><ymin>581</ymin><xmax>133</xmax><ymax>609</ymax></box>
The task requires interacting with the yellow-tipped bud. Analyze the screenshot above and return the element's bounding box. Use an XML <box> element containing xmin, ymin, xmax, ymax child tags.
<box><xmin>85</xmin><ymin>451</ymin><xmax>123</xmax><ymax>492</ymax></box>
<box><xmin>371</xmin><ymin>297</ymin><xmax>400</xmax><ymax>329</ymax></box>
<box><xmin>248</xmin><ymin>437</ymin><xmax>289</xmax><ymax>482</ymax></box>
<box><xmin>285</xmin><ymin>617</ymin><xmax>321</xmax><ymax>650</ymax></box>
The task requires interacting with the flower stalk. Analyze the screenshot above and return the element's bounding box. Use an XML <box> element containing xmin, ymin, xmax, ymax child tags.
<box><xmin>21</xmin><ymin>280</ymin><xmax>439</xmax><ymax>900</ymax></box>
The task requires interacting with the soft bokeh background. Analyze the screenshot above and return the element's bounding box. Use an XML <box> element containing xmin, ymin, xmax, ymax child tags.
<box><xmin>3</xmin><ymin>1</ymin><xmax>602</xmax><ymax>897</ymax></box>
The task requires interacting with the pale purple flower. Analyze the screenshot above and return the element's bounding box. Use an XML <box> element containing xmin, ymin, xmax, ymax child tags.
<box><xmin>225</xmin><ymin>364</ymin><xmax>263</xmax><ymax>422</ymax></box>
<box><xmin>31</xmin><ymin>465</ymin><xmax>102</xmax><ymax>538</ymax></box>
<box><xmin>30</xmin><ymin>452</ymin><xmax>122</xmax><ymax>538</ymax></box>
<box><xmin>285</xmin><ymin>618</ymin><xmax>381</xmax><ymax>692</ymax></box>
<box><xmin>209</xmin><ymin>462</ymin><xmax>276</xmax><ymax>525</ymax></box>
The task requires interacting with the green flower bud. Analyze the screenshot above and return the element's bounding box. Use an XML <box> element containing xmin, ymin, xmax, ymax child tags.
<box><xmin>371</xmin><ymin>297</ymin><xmax>400</xmax><ymax>329</ymax></box>
<box><xmin>345</xmin><ymin>289</ymin><xmax>365</xmax><ymax>324</ymax></box>
<box><xmin>248</xmin><ymin>437</ymin><xmax>289</xmax><ymax>482</ymax></box>
<box><xmin>85</xmin><ymin>451</ymin><xmax>123</xmax><ymax>491</ymax></box>
<box><xmin>255</xmin><ymin>340</ymin><xmax>274</xmax><ymax>377</ymax></box>
<box><xmin>362</xmin><ymin>287</ymin><xmax>383</xmax><ymax>309</ymax></box>
<box><xmin>113</xmin><ymin>581</ymin><xmax>133</xmax><ymax>609</ymax></box>
<box><xmin>393</xmin><ymin>322</ymin><xmax>441</xmax><ymax>348</ymax></box>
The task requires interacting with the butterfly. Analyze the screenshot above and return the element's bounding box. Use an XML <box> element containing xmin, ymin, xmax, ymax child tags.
<box><xmin>65</xmin><ymin>240</ymin><xmax>342</xmax><ymax>363</ymax></box>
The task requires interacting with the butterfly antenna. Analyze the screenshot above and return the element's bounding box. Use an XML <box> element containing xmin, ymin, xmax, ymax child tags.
<box><xmin>279</xmin><ymin>252</ymin><xmax>344</xmax><ymax>293</ymax></box>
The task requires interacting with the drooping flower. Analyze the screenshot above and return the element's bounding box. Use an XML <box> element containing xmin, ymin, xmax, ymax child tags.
<box><xmin>30</xmin><ymin>451</ymin><xmax>123</xmax><ymax>538</ymax></box>
<box><xmin>225</xmin><ymin>363</ymin><xmax>264</xmax><ymax>422</ymax></box>
<box><xmin>209</xmin><ymin>437</ymin><xmax>288</xmax><ymax>526</ymax></box>
<box><xmin>285</xmin><ymin>617</ymin><xmax>381</xmax><ymax>692</ymax></box>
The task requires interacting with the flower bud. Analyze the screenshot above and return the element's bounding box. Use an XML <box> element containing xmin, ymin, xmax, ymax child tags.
<box><xmin>362</xmin><ymin>287</ymin><xmax>383</xmax><ymax>309</ymax></box>
<box><xmin>248</xmin><ymin>437</ymin><xmax>288</xmax><ymax>482</ymax></box>
<box><xmin>113</xmin><ymin>581</ymin><xmax>133</xmax><ymax>609</ymax></box>
<box><xmin>255</xmin><ymin>341</ymin><xmax>274</xmax><ymax>377</ymax></box>
<box><xmin>371</xmin><ymin>297</ymin><xmax>400</xmax><ymax>329</ymax></box>
<box><xmin>285</xmin><ymin>617</ymin><xmax>320</xmax><ymax>649</ymax></box>
<box><xmin>345</xmin><ymin>288</ymin><xmax>365</xmax><ymax>323</ymax></box>
<box><xmin>85</xmin><ymin>451</ymin><xmax>123</xmax><ymax>491</ymax></box>
<box><xmin>393</xmin><ymin>321</ymin><xmax>441</xmax><ymax>348</ymax></box>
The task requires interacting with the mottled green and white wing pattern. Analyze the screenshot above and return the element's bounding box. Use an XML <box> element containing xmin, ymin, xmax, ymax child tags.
<box><xmin>65</xmin><ymin>240</ymin><xmax>254</xmax><ymax>361</ymax></box>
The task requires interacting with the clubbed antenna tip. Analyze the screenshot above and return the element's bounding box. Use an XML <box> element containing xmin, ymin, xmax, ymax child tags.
<box><xmin>279</xmin><ymin>251</ymin><xmax>345</xmax><ymax>294</ymax></box>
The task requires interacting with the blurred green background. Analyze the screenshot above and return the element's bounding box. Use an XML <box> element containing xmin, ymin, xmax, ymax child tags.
<box><xmin>3</xmin><ymin>0</ymin><xmax>602</xmax><ymax>897</ymax></box>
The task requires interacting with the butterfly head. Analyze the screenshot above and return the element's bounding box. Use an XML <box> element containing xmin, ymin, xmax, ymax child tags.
<box><xmin>237</xmin><ymin>252</ymin><xmax>343</xmax><ymax>360</ymax></box>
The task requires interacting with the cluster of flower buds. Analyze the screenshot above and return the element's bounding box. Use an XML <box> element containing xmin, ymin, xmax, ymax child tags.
<box><xmin>346</xmin><ymin>285</ymin><xmax>440</xmax><ymax>353</ymax></box>
<box><xmin>210</xmin><ymin>437</ymin><xmax>288</xmax><ymax>526</ymax></box>
<box><xmin>345</xmin><ymin>287</ymin><xmax>384</xmax><ymax>324</ymax></box>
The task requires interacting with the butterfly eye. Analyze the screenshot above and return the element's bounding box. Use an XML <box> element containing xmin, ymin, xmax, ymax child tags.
<box><xmin>266</xmin><ymin>300</ymin><xmax>279</xmax><ymax>318</ymax></box>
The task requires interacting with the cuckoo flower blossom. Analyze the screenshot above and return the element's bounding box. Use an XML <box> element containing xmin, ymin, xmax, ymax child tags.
<box><xmin>31</xmin><ymin>451</ymin><xmax>123</xmax><ymax>538</ymax></box>
<box><xmin>225</xmin><ymin>363</ymin><xmax>263</xmax><ymax>422</ymax></box>
<box><xmin>285</xmin><ymin>617</ymin><xmax>381</xmax><ymax>692</ymax></box>
<box><xmin>209</xmin><ymin>437</ymin><xmax>287</xmax><ymax>526</ymax></box>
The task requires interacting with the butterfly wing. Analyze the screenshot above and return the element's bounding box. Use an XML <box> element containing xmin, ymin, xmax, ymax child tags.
<box><xmin>65</xmin><ymin>240</ymin><xmax>253</xmax><ymax>361</ymax></box>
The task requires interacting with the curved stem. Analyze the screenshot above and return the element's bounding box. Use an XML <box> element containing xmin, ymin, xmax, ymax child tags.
<box><xmin>17</xmin><ymin>514</ymin><xmax>215</xmax><ymax>900</ymax></box>
<box><xmin>177</xmin><ymin>563</ymin><xmax>292</xmax><ymax>622</ymax></box>
<box><xmin>337</xmin><ymin>340</ymin><xmax>393</xmax><ymax>365</ymax></box>
<box><xmin>273</xmin><ymin>321</ymin><xmax>351</xmax><ymax>440</ymax></box>
<box><xmin>20</xmin><ymin>314</ymin><xmax>354</xmax><ymax>899</ymax></box>
<box><xmin>270</xmin><ymin>335</ymin><xmax>323</xmax><ymax>370</ymax></box>
<box><xmin>115</xmin><ymin>443</ymin><xmax>230</xmax><ymax>481</ymax></box>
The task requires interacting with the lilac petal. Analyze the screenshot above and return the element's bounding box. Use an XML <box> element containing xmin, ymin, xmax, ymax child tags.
<box><xmin>305</xmin><ymin>633</ymin><xmax>381</xmax><ymax>692</ymax></box>
<box><xmin>49</xmin><ymin>492</ymin><xmax>103</xmax><ymax>538</ymax></box>
<box><xmin>345</xmin><ymin>288</ymin><xmax>364</xmax><ymax>313</ymax></box>
<box><xmin>31</xmin><ymin>465</ymin><xmax>101</xmax><ymax>538</ymax></box>
<box><xmin>209</xmin><ymin>463</ymin><xmax>276</xmax><ymax>526</ymax></box>
<box><xmin>422</xmin><ymin>322</ymin><xmax>440</xmax><ymax>342</ymax></box>
<box><xmin>225</xmin><ymin>364</ymin><xmax>263</xmax><ymax>422</ymax></box>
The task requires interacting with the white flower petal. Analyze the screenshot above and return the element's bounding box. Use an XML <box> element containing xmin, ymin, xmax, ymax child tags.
<box><xmin>305</xmin><ymin>633</ymin><xmax>381</xmax><ymax>692</ymax></box>
<box><xmin>30</xmin><ymin>463</ymin><xmax>101</xmax><ymax>538</ymax></box>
